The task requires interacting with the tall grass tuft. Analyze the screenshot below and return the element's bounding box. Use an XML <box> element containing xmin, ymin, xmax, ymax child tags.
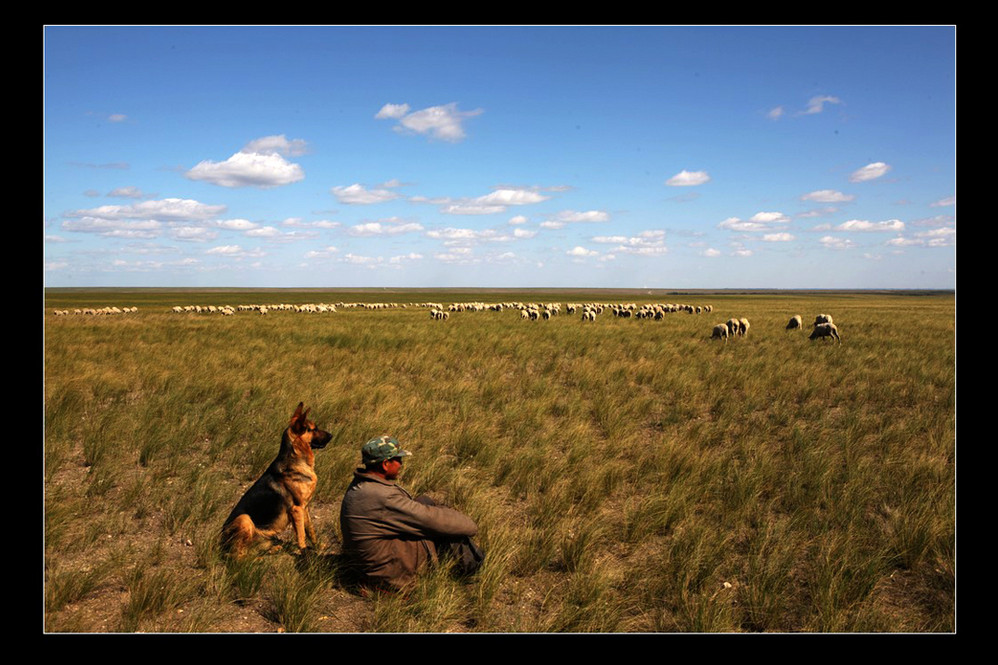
<box><xmin>119</xmin><ymin>565</ymin><xmax>198</xmax><ymax>632</ymax></box>
<box><xmin>260</xmin><ymin>559</ymin><xmax>331</xmax><ymax>632</ymax></box>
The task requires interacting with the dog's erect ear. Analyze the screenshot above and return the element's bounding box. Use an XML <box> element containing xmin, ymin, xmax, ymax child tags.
<box><xmin>290</xmin><ymin>402</ymin><xmax>306</xmax><ymax>429</ymax></box>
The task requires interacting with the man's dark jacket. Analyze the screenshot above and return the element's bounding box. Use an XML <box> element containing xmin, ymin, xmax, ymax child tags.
<box><xmin>339</xmin><ymin>468</ymin><xmax>478</xmax><ymax>588</ymax></box>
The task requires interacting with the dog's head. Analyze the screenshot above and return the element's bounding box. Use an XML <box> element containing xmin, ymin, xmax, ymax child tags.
<box><xmin>289</xmin><ymin>402</ymin><xmax>332</xmax><ymax>450</ymax></box>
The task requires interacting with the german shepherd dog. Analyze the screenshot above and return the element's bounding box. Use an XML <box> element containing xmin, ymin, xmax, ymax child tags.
<box><xmin>220</xmin><ymin>402</ymin><xmax>332</xmax><ymax>559</ymax></box>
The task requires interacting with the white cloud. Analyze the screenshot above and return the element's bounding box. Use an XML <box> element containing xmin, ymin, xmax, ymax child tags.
<box><xmin>801</xmin><ymin>189</ymin><xmax>854</xmax><ymax>203</ymax></box>
<box><xmin>930</xmin><ymin>196</ymin><xmax>956</xmax><ymax>208</ymax></box>
<box><xmin>216</xmin><ymin>218</ymin><xmax>259</xmax><ymax>231</ymax></box>
<box><xmin>426</xmin><ymin>227</ymin><xmax>479</xmax><ymax>241</ymax></box>
<box><xmin>304</xmin><ymin>246</ymin><xmax>339</xmax><ymax>259</ymax></box>
<box><xmin>375</xmin><ymin>103</ymin><xmax>410</xmax><ymax>119</ymax></box>
<box><xmin>719</xmin><ymin>211</ymin><xmax>790</xmax><ymax>232</ymax></box>
<box><xmin>283</xmin><ymin>218</ymin><xmax>341</xmax><ymax>230</ymax></box>
<box><xmin>61</xmin><ymin>217</ymin><xmax>162</xmax><ymax>238</ymax></box>
<box><xmin>434</xmin><ymin>247</ymin><xmax>476</xmax><ymax>264</ymax></box>
<box><xmin>441</xmin><ymin>203</ymin><xmax>507</xmax><ymax>215</ymax></box>
<box><xmin>836</xmin><ymin>219</ymin><xmax>905</xmax><ymax>232</ymax></box>
<box><xmin>107</xmin><ymin>186</ymin><xmax>148</xmax><ymax>199</ymax></box>
<box><xmin>66</xmin><ymin>198</ymin><xmax>226</xmax><ymax>222</ymax></box>
<box><xmin>508</xmin><ymin>215</ymin><xmax>528</xmax><ymax>225</ymax></box>
<box><xmin>436</xmin><ymin>187</ymin><xmax>550</xmax><ymax>215</ymax></box>
<box><xmin>348</xmin><ymin>220</ymin><xmax>424</xmax><ymax>236</ymax></box>
<box><xmin>378</xmin><ymin>102</ymin><xmax>483</xmax><ymax>142</ymax></box>
<box><xmin>245</xmin><ymin>226</ymin><xmax>283</xmax><ymax>238</ymax></box>
<box><xmin>342</xmin><ymin>253</ymin><xmax>383</xmax><ymax>266</ymax></box>
<box><xmin>186</xmin><ymin>150</ymin><xmax>305</xmax><ymax>188</ymax></box>
<box><xmin>171</xmin><ymin>226</ymin><xmax>217</xmax><ymax>242</ymax></box>
<box><xmin>803</xmin><ymin>95</ymin><xmax>843</xmax><ymax>114</ymax></box>
<box><xmin>549</xmin><ymin>210</ymin><xmax>610</xmax><ymax>224</ymax></box>
<box><xmin>108</xmin><ymin>113</ymin><xmax>127</xmax><ymax>123</ymax></box>
<box><xmin>206</xmin><ymin>245</ymin><xmax>246</xmax><ymax>255</ymax></box>
<box><xmin>567</xmin><ymin>246</ymin><xmax>598</xmax><ymax>257</ymax></box>
<box><xmin>749</xmin><ymin>211</ymin><xmax>790</xmax><ymax>224</ymax></box>
<box><xmin>762</xmin><ymin>233</ymin><xmax>795</xmax><ymax>242</ymax></box>
<box><xmin>389</xmin><ymin>252</ymin><xmax>423</xmax><ymax>264</ymax></box>
<box><xmin>719</xmin><ymin>217</ymin><xmax>766</xmax><ymax>232</ymax></box>
<box><xmin>599</xmin><ymin>230</ymin><xmax>668</xmax><ymax>255</ymax></box>
<box><xmin>819</xmin><ymin>236</ymin><xmax>857</xmax><ymax>249</ymax></box>
<box><xmin>477</xmin><ymin>188</ymin><xmax>549</xmax><ymax>206</ymax></box>
<box><xmin>241</xmin><ymin>134</ymin><xmax>309</xmax><ymax>157</ymax></box>
<box><xmin>798</xmin><ymin>207</ymin><xmax>840</xmax><ymax>219</ymax></box>
<box><xmin>702</xmin><ymin>248</ymin><xmax>722</xmax><ymax>257</ymax></box>
<box><xmin>332</xmin><ymin>183</ymin><xmax>401</xmax><ymax>204</ymax></box>
<box><xmin>618</xmin><ymin>246</ymin><xmax>669</xmax><ymax>256</ymax></box>
<box><xmin>60</xmin><ymin>197</ymin><xmax>232</xmax><ymax>240</ymax></box>
<box><xmin>767</xmin><ymin>106</ymin><xmax>784</xmax><ymax>120</ymax></box>
<box><xmin>887</xmin><ymin>227</ymin><xmax>955</xmax><ymax>248</ymax></box>
<box><xmin>920</xmin><ymin>227</ymin><xmax>956</xmax><ymax>245</ymax></box>
<box><xmin>666</xmin><ymin>170</ymin><xmax>711</xmax><ymax>187</ymax></box>
<box><xmin>424</xmin><ymin>227</ymin><xmax>518</xmax><ymax>245</ymax></box>
<box><xmin>849</xmin><ymin>162</ymin><xmax>891</xmax><ymax>183</ymax></box>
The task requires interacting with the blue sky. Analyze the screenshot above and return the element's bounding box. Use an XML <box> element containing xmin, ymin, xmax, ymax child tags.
<box><xmin>43</xmin><ymin>25</ymin><xmax>956</xmax><ymax>289</ymax></box>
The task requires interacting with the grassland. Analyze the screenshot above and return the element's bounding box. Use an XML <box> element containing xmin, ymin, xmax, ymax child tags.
<box><xmin>43</xmin><ymin>288</ymin><xmax>955</xmax><ymax>633</ymax></box>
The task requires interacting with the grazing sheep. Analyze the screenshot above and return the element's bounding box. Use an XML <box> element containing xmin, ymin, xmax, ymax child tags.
<box><xmin>814</xmin><ymin>314</ymin><xmax>833</xmax><ymax>327</ymax></box>
<box><xmin>786</xmin><ymin>314</ymin><xmax>803</xmax><ymax>330</ymax></box>
<box><xmin>738</xmin><ymin>318</ymin><xmax>750</xmax><ymax>336</ymax></box>
<box><xmin>711</xmin><ymin>323</ymin><xmax>729</xmax><ymax>341</ymax></box>
<box><xmin>726</xmin><ymin>318</ymin><xmax>740</xmax><ymax>336</ymax></box>
<box><xmin>809</xmin><ymin>322</ymin><xmax>841</xmax><ymax>342</ymax></box>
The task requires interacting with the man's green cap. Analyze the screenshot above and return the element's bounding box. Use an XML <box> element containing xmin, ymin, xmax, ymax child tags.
<box><xmin>362</xmin><ymin>435</ymin><xmax>411</xmax><ymax>464</ymax></box>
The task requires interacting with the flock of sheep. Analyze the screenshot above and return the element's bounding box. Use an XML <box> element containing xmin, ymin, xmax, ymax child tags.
<box><xmin>52</xmin><ymin>299</ymin><xmax>842</xmax><ymax>343</ymax></box>
<box><xmin>169</xmin><ymin>302</ymin><xmax>343</xmax><ymax>315</ymax></box>
<box><xmin>51</xmin><ymin>306</ymin><xmax>139</xmax><ymax>316</ymax></box>
<box><xmin>711</xmin><ymin>312</ymin><xmax>839</xmax><ymax>343</ymax></box>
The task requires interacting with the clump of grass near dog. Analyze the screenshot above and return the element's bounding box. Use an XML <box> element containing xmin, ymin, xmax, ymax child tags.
<box><xmin>260</xmin><ymin>557</ymin><xmax>332</xmax><ymax>633</ymax></box>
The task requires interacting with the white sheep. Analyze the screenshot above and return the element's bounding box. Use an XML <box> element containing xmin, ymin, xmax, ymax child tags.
<box><xmin>814</xmin><ymin>314</ymin><xmax>833</xmax><ymax>327</ymax></box>
<box><xmin>738</xmin><ymin>318</ymin><xmax>750</xmax><ymax>336</ymax></box>
<box><xmin>711</xmin><ymin>323</ymin><xmax>729</xmax><ymax>342</ymax></box>
<box><xmin>809</xmin><ymin>322</ymin><xmax>841</xmax><ymax>342</ymax></box>
<box><xmin>726</xmin><ymin>318</ymin><xmax>740</xmax><ymax>336</ymax></box>
<box><xmin>786</xmin><ymin>314</ymin><xmax>803</xmax><ymax>330</ymax></box>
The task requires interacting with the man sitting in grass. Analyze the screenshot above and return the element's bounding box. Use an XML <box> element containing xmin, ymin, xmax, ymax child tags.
<box><xmin>339</xmin><ymin>436</ymin><xmax>484</xmax><ymax>592</ymax></box>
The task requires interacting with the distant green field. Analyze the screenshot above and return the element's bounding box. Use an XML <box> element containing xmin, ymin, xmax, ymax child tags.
<box><xmin>43</xmin><ymin>288</ymin><xmax>955</xmax><ymax>633</ymax></box>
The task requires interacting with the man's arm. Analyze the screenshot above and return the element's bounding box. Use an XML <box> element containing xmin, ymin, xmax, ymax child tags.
<box><xmin>382</xmin><ymin>490</ymin><xmax>478</xmax><ymax>538</ymax></box>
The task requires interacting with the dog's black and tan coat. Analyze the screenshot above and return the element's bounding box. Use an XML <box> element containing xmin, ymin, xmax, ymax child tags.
<box><xmin>220</xmin><ymin>402</ymin><xmax>332</xmax><ymax>559</ymax></box>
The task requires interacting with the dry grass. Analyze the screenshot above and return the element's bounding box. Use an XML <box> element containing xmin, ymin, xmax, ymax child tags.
<box><xmin>43</xmin><ymin>288</ymin><xmax>955</xmax><ymax>633</ymax></box>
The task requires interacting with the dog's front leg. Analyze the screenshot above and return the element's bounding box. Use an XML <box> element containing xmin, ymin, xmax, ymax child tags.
<box><xmin>291</xmin><ymin>505</ymin><xmax>309</xmax><ymax>550</ymax></box>
<box><xmin>304</xmin><ymin>508</ymin><xmax>321</xmax><ymax>549</ymax></box>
